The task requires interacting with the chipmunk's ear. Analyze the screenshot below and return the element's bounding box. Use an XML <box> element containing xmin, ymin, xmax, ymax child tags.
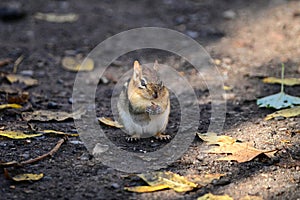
<box><xmin>153</xmin><ymin>60</ymin><xmax>159</xmax><ymax>71</ymax></box>
<box><xmin>133</xmin><ymin>60</ymin><xmax>142</xmax><ymax>81</ymax></box>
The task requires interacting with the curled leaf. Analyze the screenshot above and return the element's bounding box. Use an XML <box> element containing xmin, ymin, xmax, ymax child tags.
<box><xmin>263</xmin><ymin>77</ymin><xmax>300</xmax><ymax>86</ymax></box>
<box><xmin>6</xmin><ymin>74</ymin><xmax>38</xmax><ymax>86</ymax></box>
<box><xmin>12</xmin><ymin>173</ymin><xmax>44</xmax><ymax>181</ymax></box>
<box><xmin>0</xmin><ymin>103</ymin><xmax>22</xmax><ymax>110</ymax></box>
<box><xmin>264</xmin><ymin>106</ymin><xmax>300</xmax><ymax>120</ymax></box>
<box><xmin>0</xmin><ymin>130</ymin><xmax>42</xmax><ymax>139</ymax></box>
<box><xmin>98</xmin><ymin>117</ymin><xmax>123</xmax><ymax>128</ymax></box>
<box><xmin>62</xmin><ymin>56</ymin><xmax>94</xmax><ymax>72</ymax></box>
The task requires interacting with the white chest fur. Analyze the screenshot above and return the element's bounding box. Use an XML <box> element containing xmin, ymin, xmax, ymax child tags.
<box><xmin>117</xmin><ymin>92</ymin><xmax>170</xmax><ymax>138</ymax></box>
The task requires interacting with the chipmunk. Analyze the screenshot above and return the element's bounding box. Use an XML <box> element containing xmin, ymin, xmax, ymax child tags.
<box><xmin>117</xmin><ymin>60</ymin><xmax>170</xmax><ymax>141</ymax></box>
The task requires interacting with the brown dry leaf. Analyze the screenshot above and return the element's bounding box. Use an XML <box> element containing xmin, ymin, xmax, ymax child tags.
<box><xmin>34</xmin><ymin>12</ymin><xmax>78</xmax><ymax>23</ymax></box>
<box><xmin>206</xmin><ymin>142</ymin><xmax>277</xmax><ymax>163</ymax></box>
<box><xmin>197</xmin><ymin>193</ymin><xmax>234</xmax><ymax>200</ymax></box>
<box><xmin>0</xmin><ymin>58</ymin><xmax>12</xmax><ymax>67</ymax></box>
<box><xmin>263</xmin><ymin>77</ymin><xmax>300</xmax><ymax>86</ymax></box>
<box><xmin>240</xmin><ymin>195</ymin><xmax>263</xmax><ymax>200</ymax></box>
<box><xmin>197</xmin><ymin>132</ymin><xmax>236</xmax><ymax>145</ymax></box>
<box><xmin>125</xmin><ymin>171</ymin><xmax>198</xmax><ymax>193</ymax></box>
<box><xmin>6</xmin><ymin>74</ymin><xmax>38</xmax><ymax>86</ymax></box>
<box><xmin>40</xmin><ymin>129</ymin><xmax>79</xmax><ymax>137</ymax></box>
<box><xmin>0</xmin><ymin>130</ymin><xmax>42</xmax><ymax>139</ymax></box>
<box><xmin>98</xmin><ymin>117</ymin><xmax>123</xmax><ymax>128</ymax></box>
<box><xmin>62</xmin><ymin>55</ymin><xmax>94</xmax><ymax>72</ymax></box>
<box><xmin>7</xmin><ymin>92</ymin><xmax>29</xmax><ymax>104</ymax></box>
<box><xmin>264</xmin><ymin>106</ymin><xmax>300</xmax><ymax>120</ymax></box>
<box><xmin>22</xmin><ymin>109</ymin><xmax>85</xmax><ymax>122</ymax></box>
<box><xmin>187</xmin><ymin>174</ymin><xmax>225</xmax><ymax>186</ymax></box>
<box><xmin>12</xmin><ymin>173</ymin><xmax>43</xmax><ymax>181</ymax></box>
<box><xmin>0</xmin><ymin>103</ymin><xmax>22</xmax><ymax>110</ymax></box>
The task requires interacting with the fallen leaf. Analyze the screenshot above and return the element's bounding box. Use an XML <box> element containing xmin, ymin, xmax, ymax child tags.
<box><xmin>257</xmin><ymin>92</ymin><xmax>300</xmax><ymax>109</ymax></box>
<box><xmin>0</xmin><ymin>103</ymin><xmax>22</xmax><ymax>110</ymax></box>
<box><xmin>62</xmin><ymin>55</ymin><xmax>94</xmax><ymax>72</ymax></box>
<box><xmin>98</xmin><ymin>117</ymin><xmax>123</xmax><ymax>128</ymax></box>
<box><xmin>0</xmin><ymin>58</ymin><xmax>12</xmax><ymax>67</ymax></box>
<box><xmin>7</xmin><ymin>92</ymin><xmax>29</xmax><ymax>104</ymax></box>
<box><xmin>0</xmin><ymin>130</ymin><xmax>42</xmax><ymax>139</ymax></box>
<box><xmin>197</xmin><ymin>132</ymin><xmax>236</xmax><ymax>145</ymax></box>
<box><xmin>34</xmin><ymin>12</ymin><xmax>78</xmax><ymax>23</ymax></box>
<box><xmin>22</xmin><ymin>109</ymin><xmax>85</xmax><ymax>122</ymax></box>
<box><xmin>206</xmin><ymin>142</ymin><xmax>277</xmax><ymax>163</ymax></box>
<box><xmin>197</xmin><ymin>193</ymin><xmax>234</xmax><ymax>200</ymax></box>
<box><xmin>0</xmin><ymin>84</ymin><xmax>21</xmax><ymax>94</ymax></box>
<box><xmin>6</xmin><ymin>74</ymin><xmax>38</xmax><ymax>86</ymax></box>
<box><xmin>12</xmin><ymin>173</ymin><xmax>43</xmax><ymax>181</ymax></box>
<box><xmin>263</xmin><ymin>77</ymin><xmax>300</xmax><ymax>86</ymax></box>
<box><xmin>223</xmin><ymin>85</ymin><xmax>232</xmax><ymax>91</ymax></box>
<box><xmin>264</xmin><ymin>106</ymin><xmax>300</xmax><ymax>120</ymax></box>
<box><xmin>124</xmin><ymin>185</ymin><xmax>169</xmax><ymax>193</ymax></box>
<box><xmin>125</xmin><ymin>171</ymin><xmax>197</xmax><ymax>193</ymax></box>
<box><xmin>40</xmin><ymin>129</ymin><xmax>79</xmax><ymax>137</ymax></box>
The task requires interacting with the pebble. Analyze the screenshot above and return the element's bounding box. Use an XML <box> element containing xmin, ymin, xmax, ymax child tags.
<box><xmin>68</xmin><ymin>97</ymin><xmax>74</xmax><ymax>104</ymax></box>
<box><xmin>20</xmin><ymin>70</ymin><xmax>33</xmax><ymax>76</ymax></box>
<box><xmin>100</xmin><ymin>76</ymin><xmax>109</xmax><ymax>84</ymax></box>
<box><xmin>186</xmin><ymin>30</ymin><xmax>199</xmax><ymax>39</ymax></box>
<box><xmin>174</xmin><ymin>15</ymin><xmax>186</xmax><ymax>24</ymax></box>
<box><xmin>47</xmin><ymin>102</ymin><xmax>59</xmax><ymax>109</ymax></box>
<box><xmin>223</xmin><ymin>10</ymin><xmax>236</xmax><ymax>20</ymax></box>
<box><xmin>111</xmin><ymin>183</ymin><xmax>120</xmax><ymax>189</ymax></box>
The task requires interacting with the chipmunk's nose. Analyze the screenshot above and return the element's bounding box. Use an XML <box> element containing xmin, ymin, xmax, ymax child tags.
<box><xmin>153</xmin><ymin>92</ymin><xmax>158</xmax><ymax>99</ymax></box>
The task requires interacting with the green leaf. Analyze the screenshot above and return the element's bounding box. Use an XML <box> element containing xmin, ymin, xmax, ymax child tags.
<box><xmin>257</xmin><ymin>92</ymin><xmax>300</xmax><ymax>109</ymax></box>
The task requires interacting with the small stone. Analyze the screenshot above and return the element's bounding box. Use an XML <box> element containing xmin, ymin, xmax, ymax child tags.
<box><xmin>47</xmin><ymin>102</ymin><xmax>59</xmax><ymax>109</ymax></box>
<box><xmin>223</xmin><ymin>10</ymin><xmax>236</xmax><ymax>20</ymax></box>
<box><xmin>174</xmin><ymin>15</ymin><xmax>186</xmax><ymax>24</ymax></box>
<box><xmin>186</xmin><ymin>30</ymin><xmax>199</xmax><ymax>38</ymax></box>
<box><xmin>111</xmin><ymin>183</ymin><xmax>120</xmax><ymax>189</ymax></box>
<box><xmin>68</xmin><ymin>97</ymin><xmax>74</xmax><ymax>104</ymax></box>
<box><xmin>10</xmin><ymin>185</ymin><xmax>15</xmax><ymax>189</ymax></box>
<box><xmin>100</xmin><ymin>76</ymin><xmax>109</xmax><ymax>84</ymax></box>
<box><xmin>20</xmin><ymin>70</ymin><xmax>33</xmax><ymax>76</ymax></box>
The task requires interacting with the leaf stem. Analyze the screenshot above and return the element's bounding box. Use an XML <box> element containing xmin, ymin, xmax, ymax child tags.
<box><xmin>281</xmin><ymin>63</ymin><xmax>285</xmax><ymax>93</ymax></box>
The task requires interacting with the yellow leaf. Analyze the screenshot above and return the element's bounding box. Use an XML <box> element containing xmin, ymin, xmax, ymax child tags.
<box><xmin>34</xmin><ymin>12</ymin><xmax>78</xmax><ymax>23</ymax></box>
<box><xmin>206</xmin><ymin>142</ymin><xmax>277</xmax><ymax>163</ymax></box>
<box><xmin>124</xmin><ymin>185</ymin><xmax>169</xmax><ymax>193</ymax></box>
<box><xmin>40</xmin><ymin>129</ymin><xmax>79</xmax><ymax>137</ymax></box>
<box><xmin>0</xmin><ymin>130</ymin><xmax>42</xmax><ymax>139</ymax></box>
<box><xmin>125</xmin><ymin>171</ymin><xmax>198</xmax><ymax>193</ymax></box>
<box><xmin>98</xmin><ymin>117</ymin><xmax>123</xmax><ymax>128</ymax></box>
<box><xmin>6</xmin><ymin>74</ymin><xmax>38</xmax><ymax>86</ymax></box>
<box><xmin>197</xmin><ymin>193</ymin><xmax>234</xmax><ymax>200</ymax></box>
<box><xmin>264</xmin><ymin>106</ymin><xmax>300</xmax><ymax>120</ymax></box>
<box><xmin>12</xmin><ymin>173</ymin><xmax>44</xmax><ymax>181</ymax></box>
<box><xmin>22</xmin><ymin>109</ymin><xmax>85</xmax><ymax>122</ymax></box>
<box><xmin>263</xmin><ymin>77</ymin><xmax>300</xmax><ymax>86</ymax></box>
<box><xmin>197</xmin><ymin>132</ymin><xmax>236</xmax><ymax>145</ymax></box>
<box><xmin>0</xmin><ymin>103</ymin><xmax>22</xmax><ymax>109</ymax></box>
<box><xmin>62</xmin><ymin>56</ymin><xmax>94</xmax><ymax>72</ymax></box>
<box><xmin>223</xmin><ymin>85</ymin><xmax>232</xmax><ymax>91</ymax></box>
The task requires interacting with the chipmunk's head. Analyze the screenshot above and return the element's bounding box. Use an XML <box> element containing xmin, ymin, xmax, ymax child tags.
<box><xmin>130</xmin><ymin>60</ymin><xmax>166</xmax><ymax>100</ymax></box>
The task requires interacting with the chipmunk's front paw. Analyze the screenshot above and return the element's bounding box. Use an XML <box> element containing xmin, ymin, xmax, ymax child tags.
<box><xmin>126</xmin><ymin>134</ymin><xmax>140</xmax><ymax>142</ymax></box>
<box><xmin>146</xmin><ymin>103</ymin><xmax>162</xmax><ymax>115</ymax></box>
<box><xmin>155</xmin><ymin>132</ymin><xmax>171</xmax><ymax>140</ymax></box>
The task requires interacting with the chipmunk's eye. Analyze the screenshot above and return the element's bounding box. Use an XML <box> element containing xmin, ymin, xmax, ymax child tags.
<box><xmin>139</xmin><ymin>78</ymin><xmax>147</xmax><ymax>88</ymax></box>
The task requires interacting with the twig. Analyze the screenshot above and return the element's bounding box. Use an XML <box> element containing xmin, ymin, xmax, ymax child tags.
<box><xmin>0</xmin><ymin>136</ymin><xmax>68</xmax><ymax>168</ymax></box>
<box><xmin>13</xmin><ymin>55</ymin><xmax>24</xmax><ymax>73</ymax></box>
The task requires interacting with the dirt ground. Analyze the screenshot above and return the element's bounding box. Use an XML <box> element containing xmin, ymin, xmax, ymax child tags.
<box><xmin>0</xmin><ymin>0</ymin><xmax>300</xmax><ymax>199</ymax></box>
